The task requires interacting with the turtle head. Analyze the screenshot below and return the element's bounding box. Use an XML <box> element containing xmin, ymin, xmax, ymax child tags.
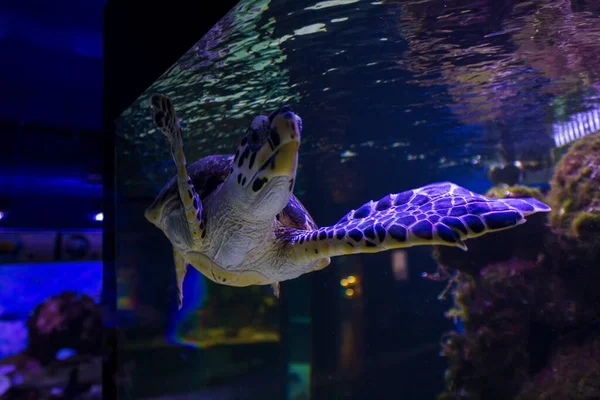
<box><xmin>228</xmin><ymin>105</ymin><xmax>302</xmax><ymax>218</ymax></box>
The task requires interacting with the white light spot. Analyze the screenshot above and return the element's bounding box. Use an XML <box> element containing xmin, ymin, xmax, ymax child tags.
<box><xmin>340</xmin><ymin>150</ymin><xmax>358</xmax><ymax>163</ymax></box>
<box><xmin>56</xmin><ymin>348</ymin><xmax>77</xmax><ymax>360</ymax></box>
<box><xmin>305</xmin><ymin>0</ymin><xmax>360</xmax><ymax>11</ymax></box>
<box><xmin>294</xmin><ymin>23</ymin><xmax>327</xmax><ymax>36</ymax></box>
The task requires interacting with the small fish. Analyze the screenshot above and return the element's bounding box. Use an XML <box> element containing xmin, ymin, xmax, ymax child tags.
<box><xmin>55</xmin><ymin>348</ymin><xmax>77</xmax><ymax>361</ymax></box>
<box><xmin>454</xmin><ymin>317</ymin><xmax>465</xmax><ymax>334</ymax></box>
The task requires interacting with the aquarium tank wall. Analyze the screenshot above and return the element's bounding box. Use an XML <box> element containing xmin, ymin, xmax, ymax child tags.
<box><xmin>114</xmin><ymin>0</ymin><xmax>600</xmax><ymax>399</ymax></box>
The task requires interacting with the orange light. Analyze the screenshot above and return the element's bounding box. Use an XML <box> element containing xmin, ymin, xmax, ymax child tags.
<box><xmin>340</xmin><ymin>278</ymin><xmax>349</xmax><ymax>287</ymax></box>
<box><xmin>347</xmin><ymin>275</ymin><xmax>356</xmax><ymax>284</ymax></box>
<box><xmin>345</xmin><ymin>288</ymin><xmax>354</xmax><ymax>297</ymax></box>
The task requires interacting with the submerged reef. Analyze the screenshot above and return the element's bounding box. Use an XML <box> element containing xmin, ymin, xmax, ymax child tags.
<box><xmin>436</xmin><ymin>134</ymin><xmax>600</xmax><ymax>400</ymax></box>
<box><xmin>26</xmin><ymin>291</ymin><xmax>103</xmax><ymax>365</ymax></box>
<box><xmin>515</xmin><ymin>338</ymin><xmax>600</xmax><ymax>400</ymax></box>
<box><xmin>548</xmin><ymin>132</ymin><xmax>600</xmax><ymax>242</ymax></box>
<box><xmin>0</xmin><ymin>292</ymin><xmax>103</xmax><ymax>399</ymax></box>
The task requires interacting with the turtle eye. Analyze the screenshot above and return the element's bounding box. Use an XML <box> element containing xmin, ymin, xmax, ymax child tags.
<box><xmin>268</xmin><ymin>105</ymin><xmax>294</xmax><ymax>123</ymax></box>
<box><xmin>246</xmin><ymin>115</ymin><xmax>269</xmax><ymax>152</ymax></box>
<box><xmin>268</xmin><ymin>110</ymin><xmax>278</xmax><ymax>123</ymax></box>
<box><xmin>247</xmin><ymin>129</ymin><xmax>262</xmax><ymax>152</ymax></box>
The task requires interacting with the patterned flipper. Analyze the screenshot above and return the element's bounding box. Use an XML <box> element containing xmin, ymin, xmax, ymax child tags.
<box><xmin>288</xmin><ymin>182</ymin><xmax>550</xmax><ymax>263</ymax></box>
<box><xmin>150</xmin><ymin>94</ymin><xmax>205</xmax><ymax>245</ymax></box>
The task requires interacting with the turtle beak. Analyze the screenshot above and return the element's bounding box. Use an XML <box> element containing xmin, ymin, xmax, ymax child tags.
<box><xmin>251</xmin><ymin>106</ymin><xmax>302</xmax><ymax>182</ymax></box>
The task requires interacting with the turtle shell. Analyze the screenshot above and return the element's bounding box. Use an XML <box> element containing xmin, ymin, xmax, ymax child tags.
<box><xmin>145</xmin><ymin>154</ymin><xmax>317</xmax><ymax>232</ymax></box>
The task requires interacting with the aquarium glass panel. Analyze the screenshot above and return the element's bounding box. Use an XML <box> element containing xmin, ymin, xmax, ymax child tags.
<box><xmin>115</xmin><ymin>0</ymin><xmax>600</xmax><ymax>399</ymax></box>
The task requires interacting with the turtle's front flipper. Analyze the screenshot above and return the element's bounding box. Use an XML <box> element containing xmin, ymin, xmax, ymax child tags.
<box><xmin>288</xmin><ymin>182</ymin><xmax>550</xmax><ymax>263</ymax></box>
<box><xmin>174</xmin><ymin>250</ymin><xmax>188</xmax><ymax>309</ymax></box>
<box><xmin>150</xmin><ymin>94</ymin><xmax>205</xmax><ymax>244</ymax></box>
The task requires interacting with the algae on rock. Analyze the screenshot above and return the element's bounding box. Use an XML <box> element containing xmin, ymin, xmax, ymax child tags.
<box><xmin>436</xmin><ymin>133</ymin><xmax>600</xmax><ymax>400</ymax></box>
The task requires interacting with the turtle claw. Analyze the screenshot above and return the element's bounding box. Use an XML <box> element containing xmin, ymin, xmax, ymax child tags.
<box><xmin>150</xmin><ymin>94</ymin><xmax>179</xmax><ymax>145</ymax></box>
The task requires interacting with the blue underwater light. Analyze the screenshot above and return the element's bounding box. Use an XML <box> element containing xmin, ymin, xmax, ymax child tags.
<box><xmin>454</xmin><ymin>317</ymin><xmax>465</xmax><ymax>334</ymax></box>
<box><xmin>0</xmin><ymin>261</ymin><xmax>102</xmax><ymax>319</ymax></box>
<box><xmin>166</xmin><ymin>266</ymin><xmax>208</xmax><ymax>346</ymax></box>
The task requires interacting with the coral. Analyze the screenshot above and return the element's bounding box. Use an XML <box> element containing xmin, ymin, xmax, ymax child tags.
<box><xmin>439</xmin><ymin>260</ymin><xmax>534</xmax><ymax>400</ymax></box>
<box><xmin>438</xmin><ymin>257</ymin><xmax>596</xmax><ymax>400</ymax></box>
<box><xmin>548</xmin><ymin>133</ymin><xmax>600</xmax><ymax>241</ymax></box>
<box><xmin>485</xmin><ymin>185</ymin><xmax>545</xmax><ymax>201</ymax></box>
<box><xmin>515</xmin><ymin>339</ymin><xmax>600</xmax><ymax>400</ymax></box>
<box><xmin>436</xmin><ymin>167</ymin><xmax>600</xmax><ymax>399</ymax></box>
<box><xmin>545</xmin><ymin>133</ymin><xmax>600</xmax><ymax>317</ymax></box>
<box><xmin>438</xmin><ymin>258</ymin><xmax>590</xmax><ymax>400</ymax></box>
<box><xmin>571</xmin><ymin>211</ymin><xmax>600</xmax><ymax>242</ymax></box>
<box><xmin>26</xmin><ymin>292</ymin><xmax>102</xmax><ymax>365</ymax></box>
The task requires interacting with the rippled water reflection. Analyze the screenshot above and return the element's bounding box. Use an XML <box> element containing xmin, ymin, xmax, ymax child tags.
<box><xmin>395</xmin><ymin>0</ymin><xmax>600</xmax><ymax>121</ymax></box>
<box><xmin>116</xmin><ymin>0</ymin><xmax>600</xmax><ymax>196</ymax></box>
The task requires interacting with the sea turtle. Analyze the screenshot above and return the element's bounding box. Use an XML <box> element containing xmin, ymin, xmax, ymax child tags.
<box><xmin>145</xmin><ymin>94</ymin><xmax>551</xmax><ymax>308</ymax></box>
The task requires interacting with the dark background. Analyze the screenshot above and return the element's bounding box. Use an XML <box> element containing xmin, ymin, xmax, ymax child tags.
<box><xmin>0</xmin><ymin>0</ymin><xmax>103</xmax><ymax>229</ymax></box>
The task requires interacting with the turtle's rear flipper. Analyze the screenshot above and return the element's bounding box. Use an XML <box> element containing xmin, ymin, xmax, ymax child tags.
<box><xmin>288</xmin><ymin>182</ymin><xmax>551</xmax><ymax>263</ymax></box>
<box><xmin>150</xmin><ymin>94</ymin><xmax>205</xmax><ymax>244</ymax></box>
<box><xmin>174</xmin><ymin>250</ymin><xmax>188</xmax><ymax>309</ymax></box>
